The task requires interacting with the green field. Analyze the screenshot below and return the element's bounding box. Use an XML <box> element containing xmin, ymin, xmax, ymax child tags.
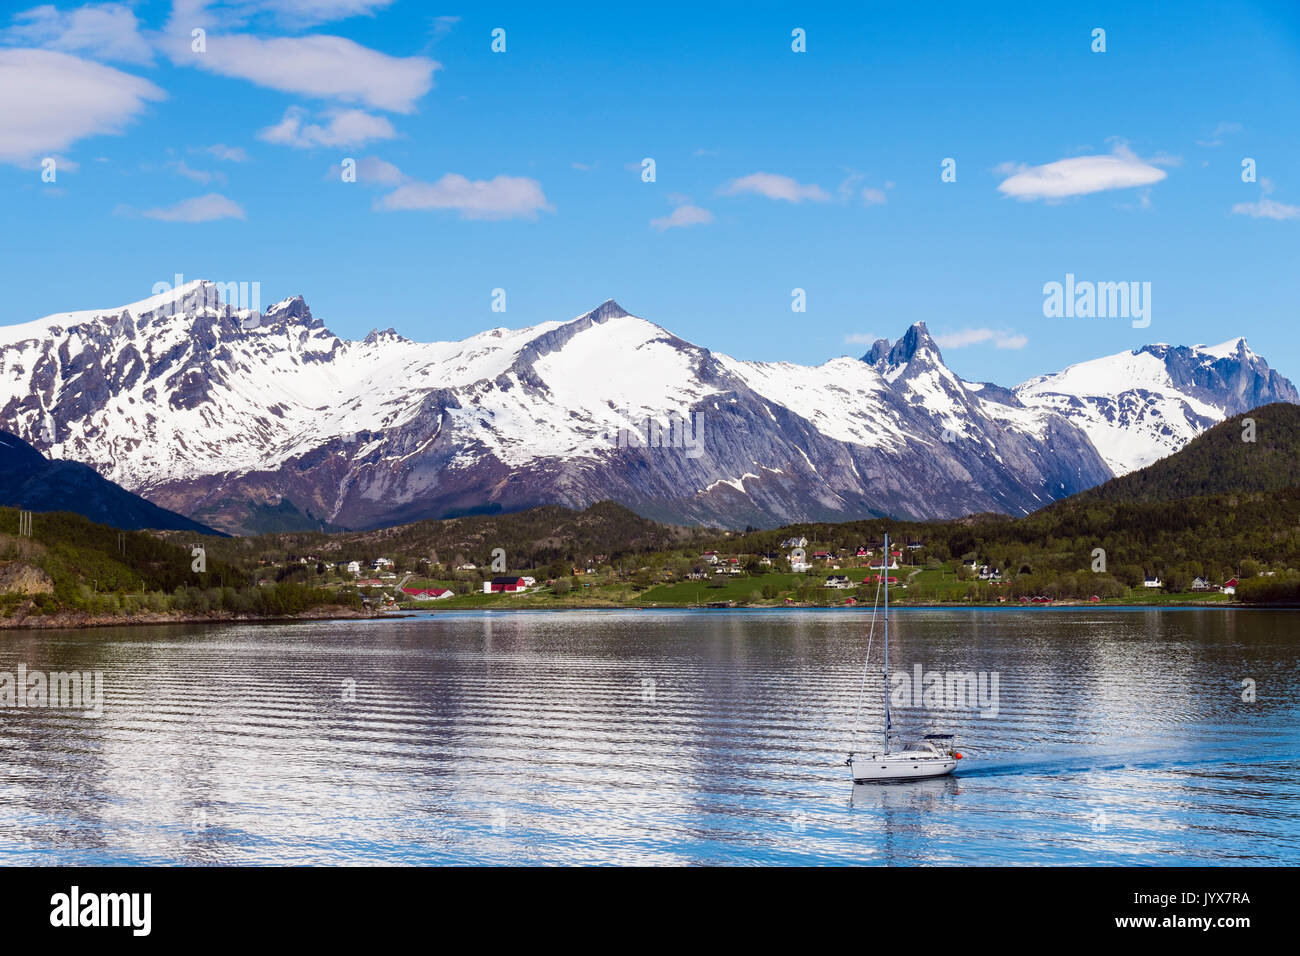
<box><xmin>638</xmin><ymin>572</ymin><xmax>812</xmax><ymax>605</ymax></box>
<box><xmin>385</xmin><ymin>562</ymin><xmax>1238</xmax><ymax>611</ymax></box>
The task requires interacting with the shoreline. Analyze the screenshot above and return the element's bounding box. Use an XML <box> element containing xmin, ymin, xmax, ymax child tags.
<box><xmin>404</xmin><ymin>599</ymin><xmax>1247</xmax><ymax>612</ymax></box>
<box><xmin>0</xmin><ymin>604</ymin><xmax>383</xmax><ymax>631</ymax></box>
<box><xmin>4</xmin><ymin>600</ymin><xmax>1280</xmax><ymax>632</ymax></box>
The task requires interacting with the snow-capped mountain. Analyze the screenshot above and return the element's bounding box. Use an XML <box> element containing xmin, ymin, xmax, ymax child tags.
<box><xmin>1015</xmin><ymin>339</ymin><xmax>1299</xmax><ymax>474</ymax></box>
<box><xmin>0</xmin><ymin>281</ymin><xmax>1289</xmax><ymax>533</ymax></box>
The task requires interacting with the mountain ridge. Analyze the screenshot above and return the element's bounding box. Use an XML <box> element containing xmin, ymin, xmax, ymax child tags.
<box><xmin>0</xmin><ymin>281</ymin><xmax>1293</xmax><ymax>534</ymax></box>
<box><xmin>0</xmin><ymin>430</ymin><xmax>221</xmax><ymax>534</ymax></box>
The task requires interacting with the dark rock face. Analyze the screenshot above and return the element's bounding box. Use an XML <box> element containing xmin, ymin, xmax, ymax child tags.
<box><xmin>1150</xmin><ymin>342</ymin><xmax>1300</xmax><ymax>413</ymax></box>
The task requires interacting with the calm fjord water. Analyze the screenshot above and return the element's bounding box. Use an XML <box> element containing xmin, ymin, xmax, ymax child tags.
<box><xmin>0</xmin><ymin>609</ymin><xmax>1296</xmax><ymax>866</ymax></box>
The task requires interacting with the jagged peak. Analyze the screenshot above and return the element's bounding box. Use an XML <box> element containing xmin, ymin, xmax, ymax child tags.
<box><xmin>861</xmin><ymin>321</ymin><xmax>943</xmax><ymax>369</ymax></box>
<box><xmin>363</xmin><ymin>327</ymin><xmax>407</xmax><ymax>345</ymax></box>
<box><xmin>862</xmin><ymin>338</ymin><xmax>892</xmax><ymax>364</ymax></box>
<box><xmin>578</xmin><ymin>299</ymin><xmax>633</xmax><ymax>323</ymax></box>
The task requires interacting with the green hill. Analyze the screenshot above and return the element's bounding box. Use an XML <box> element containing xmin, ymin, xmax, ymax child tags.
<box><xmin>175</xmin><ymin>500</ymin><xmax>713</xmax><ymax>572</ymax></box>
<box><xmin>0</xmin><ymin>507</ymin><xmax>360</xmax><ymax>624</ymax></box>
<box><xmin>1078</xmin><ymin>402</ymin><xmax>1300</xmax><ymax>503</ymax></box>
<box><xmin>682</xmin><ymin>406</ymin><xmax>1300</xmax><ymax>604</ymax></box>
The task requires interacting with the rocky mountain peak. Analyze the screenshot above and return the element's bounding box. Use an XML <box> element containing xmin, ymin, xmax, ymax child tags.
<box><xmin>861</xmin><ymin>321</ymin><xmax>944</xmax><ymax>371</ymax></box>
<box><xmin>265</xmin><ymin>295</ymin><xmax>314</xmax><ymax>324</ymax></box>
<box><xmin>581</xmin><ymin>299</ymin><xmax>633</xmax><ymax>323</ymax></box>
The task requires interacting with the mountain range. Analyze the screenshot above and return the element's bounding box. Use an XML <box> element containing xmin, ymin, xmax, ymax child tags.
<box><xmin>0</xmin><ymin>280</ymin><xmax>1294</xmax><ymax>534</ymax></box>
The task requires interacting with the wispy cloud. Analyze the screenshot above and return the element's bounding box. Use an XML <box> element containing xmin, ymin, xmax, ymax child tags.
<box><xmin>133</xmin><ymin>193</ymin><xmax>246</xmax><ymax>222</ymax></box>
<box><xmin>259</xmin><ymin>106</ymin><xmax>396</xmax><ymax>148</ymax></box>
<box><xmin>430</xmin><ymin>14</ymin><xmax>460</xmax><ymax>38</ymax></box>
<box><xmin>996</xmin><ymin>144</ymin><xmax>1167</xmax><ymax>201</ymax></box>
<box><xmin>0</xmin><ymin>49</ymin><xmax>163</xmax><ymax>166</ymax></box>
<box><xmin>651</xmin><ymin>203</ymin><xmax>713</xmax><ymax>231</ymax></box>
<box><xmin>837</xmin><ymin>170</ymin><xmax>891</xmax><ymax>206</ymax></box>
<box><xmin>934</xmin><ymin>328</ymin><xmax>1028</xmax><ymax>350</ymax></box>
<box><xmin>198</xmin><ymin>144</ymin><xmax>249</xmax><ymax>162</ymax></box>
<box><xmin>377</xmin><ymin>172</ymin><xmax>552</xmax><ymax>219</ymax></box>
<box><xmin>1231</xmin><ymin>197</ymin><xmax>1300</xmax><ymax>220</ymax></box>
<box><xmin>4</xmin><ymin>1</ymin><xmax>154</xmax><ymax>64</ymax></box>
<box><xmin>721</xmin><ymin>172</ymin><xmax>830</xmax><ymax>203</ymax></box>
<box><xmin>168</xmin><ymin>159</ymin><xmax>225</xmax><ymax>184</ymax></box>
<box><xmin>178</xmin><ymin>1</ymin><xmax>400</xmax><ymax>31</ymax></box>
<box><xmin>159</xmin><ymin>7</ymin><xmax>439</xmax><ymax>114</ymax></box>
<box><xmin>1196</xmin><ymin>121</ymin><xmax>1242</xmax><ymax>147</ymax></box>
<box><xmin>355</xmin><ymin>155</ymin><xmax>403</xmax><ymax>184</ymax></box>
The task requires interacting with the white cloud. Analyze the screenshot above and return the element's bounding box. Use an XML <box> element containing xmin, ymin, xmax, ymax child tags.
<box><xmin>377</xmin><ymin>173</ymin><xmax>552</xmax><ymax>220</ymax></box>
<box><xmin>5</xmin><ymin>2</ymin><xmax>154</xmax><ymax>64</ymax></box>
<box><xmin>1231</xmin><ymin>197</ymin><xmax>1300</xmax><ymax>221</ymax></box>
<box><xmin>934</xmin><ymin>328</ymin><xmax>1028</xmax><ymax>350</ymax></box>
<box><xmin>0</xmin><ymin>48</ymin><xmax>163</xmax><ymax>165</ymax></box>
<box><xmin>160</xmin><ymin>6</ymin><xmax>438</xmax><ymax>114</ymax></box>
<box><xmin>199</xmin><ymin>143</ymin><xmax>249</xmax><ymax>162</ymax></box>
<box><xmin>169</xmin><ymin>158</ymin><xmax>224</xmax><ymax>183</ymax></box>
<box><xmin>329</xmin><ymin>154</ymin><xmax>403</xmax><ymax>184</ymax></box>
<box><xmin>180</xmin><ymin>1</ymin><xmax>397</xmax><ymax>29</ymax></box>
<box><xmin>259</xmin><ymin>106</ymin><xmax>395</xmax><ymax>148</ymax></box>
<box><xmin>354</xmin><ymin>155</ymin><xmax>403</xmax><ymax>184</ymax></box>
<box><xmin>430</xmin><ymin>14</ymin><xmax>459</xmax><ymax>37</ymax></box>
<box><xmin>137</xmin><ymin>192</ymin><xmax>246</xmax><ymax>222</ymax></box>
<box><xmin>844</xmin><ymin>333</ymin><xmax>880</xmax><ymax>345</ymax></box>
<box><xmin>837</xmin><ymin>170</ymin><xmax>891</xmax><ymax>205</ymax></box>
<box><xmin>721</xmin><ymin>172</ymin><xmax>830</xmax><ymax>203</ymax></box>
<box><xmin>1196</xmin><ymin>121</ymin><xmax>1241</xmax><ymax>147</ymax></box>
<box><xmin>46</xmin><ymin>154</ymin><xmax>80</xmax><ymax>174</ymax></box>
<box><xmin>996</xmin><ymin>145</ymin><xmax>1167</xmax><ymax>201</ymax></box>
<box><xmin>651</xmin><ymin>204</ymin><xmax>713</xmax><ymax>231</ymax></box>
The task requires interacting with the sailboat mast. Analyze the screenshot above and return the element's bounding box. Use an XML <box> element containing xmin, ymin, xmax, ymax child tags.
<box><xmin>882</xmin><ymin>532</ymin><xmax>891</xmax><ymax>754</ymax></box>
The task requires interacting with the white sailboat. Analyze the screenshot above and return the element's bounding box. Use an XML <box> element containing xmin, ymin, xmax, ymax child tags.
<box><xmin>846</xmin><ymin>532</ymin><xmax>963</xmax><ymax>783</ymax></box>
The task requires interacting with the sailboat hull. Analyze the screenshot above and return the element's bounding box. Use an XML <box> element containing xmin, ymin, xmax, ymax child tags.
<box><xmin>849</xmin><ymin>753</ymin><xmax>958</xmax><ymax>783</ymax></box>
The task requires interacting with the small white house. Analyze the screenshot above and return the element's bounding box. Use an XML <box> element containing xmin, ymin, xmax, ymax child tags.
<box><xmin>401</xmin><ymin>587</ymin><xmax>453</xmax><ymax>601</ymax></box>
<box><xmin>372</xmin><ymin>557</ymin><xmax>394</xmax><ymax>570</ymax></box>
<box><xmin>824</xmin><ymin>575</ymin><xmax>853</xmax><ymax>590</ymax></box>
<box><xmin>1143</xmin><ymin>576</ymin><xmax>1163</xmax><ymax>589</ymax></box>
<box><xmin>346</xmin><ymin>560</ymin><xmax>361</xmax><ymax>576</ymax></box>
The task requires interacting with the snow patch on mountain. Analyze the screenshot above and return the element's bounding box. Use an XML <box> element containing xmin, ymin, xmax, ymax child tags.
<box><xmin>0</xmin><ymin>281</ymin><xmax>1290</xmax><ymax>532</ymax></box>
<box><xmin>1015</xmin><ymin>339</ymin><xmax>1297</xmax><ymax>474</ymax></box>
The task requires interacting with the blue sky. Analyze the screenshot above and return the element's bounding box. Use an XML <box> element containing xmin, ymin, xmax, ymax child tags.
<box><xmin>2</xmin><ymin>0</ymin><xmax>1298</xmax><ymax>385</ymax></box>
